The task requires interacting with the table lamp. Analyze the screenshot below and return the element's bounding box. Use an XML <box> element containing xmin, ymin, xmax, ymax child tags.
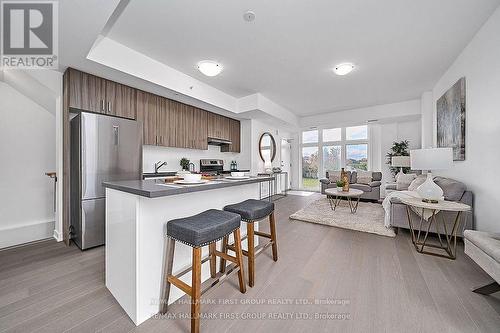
<box><xmin>391</xmin><ymin>155</ymin><xmax>411</xmax><ymax>180</ymax></box>
<box><xmin>410</xmin><ymin>148</ymin><xmax>453</xmax><ymax>203</ymax></box>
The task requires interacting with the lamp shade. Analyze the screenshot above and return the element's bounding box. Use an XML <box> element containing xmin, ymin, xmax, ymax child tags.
<box><xmin>410</xmin><ymin>148</ymin><xmax>453</xmax><ymax>171</ymax></box>
<box><xmin>391</xmin><ymin>156</ymin><xmax>411</xmax><ymax>167</ymax></box>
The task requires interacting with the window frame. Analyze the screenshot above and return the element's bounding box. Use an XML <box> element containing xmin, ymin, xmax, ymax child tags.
<box><xmin>299</xmin><ymin>125</ymin><xmax>370</xmax><ymax>191</ymax></box>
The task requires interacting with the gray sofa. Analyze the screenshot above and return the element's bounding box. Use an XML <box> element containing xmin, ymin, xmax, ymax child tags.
<box><xmin>464</xmin><ymin>230</ymin><xmax>500</xmax><ymax>294</ymax></box>
<box><xmin>320</xmin><ymin>171</ymin><xmax>382</xmax><ymax>201</ymax></box>
<box><xmin>389</xmin><ymin>176</ymin><xmax>473</xmax><ymax>236</ymax></box>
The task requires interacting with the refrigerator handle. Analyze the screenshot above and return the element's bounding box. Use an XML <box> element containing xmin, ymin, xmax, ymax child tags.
<box><xmin>113</xmin><ymin>125</ymin><xmax>119</xmax><ymax>146</ymax></box>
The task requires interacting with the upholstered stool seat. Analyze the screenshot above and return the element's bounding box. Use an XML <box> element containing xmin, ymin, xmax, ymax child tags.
<box><xmin>160</xmin><ymin>209</ymin><xmax>246</xmax><ymax>333</ymax></box>
<box><xmin>222</xmin><ymin>199</ymin><xmax>278</xmax><ymax>287</ymax></box>
<box><xmin>224</xmin><ymin>199</ymin><xmax>274</xmax><ymax>222</ymax></box>
<box><xmin>167</xmin><ymin>209</ymin><xmax>241</xmax><ymax>247</ymax></box>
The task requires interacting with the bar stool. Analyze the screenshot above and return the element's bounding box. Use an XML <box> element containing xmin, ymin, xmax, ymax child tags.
<box><xmin>159</xmin><ymin>209</ymin><xmax>246</xmax><ymax>333</ymax></box>
<box><xmin>221</xmin><ymin>199</ymin><xmax>278</xmax><ymax>287</ymax></box>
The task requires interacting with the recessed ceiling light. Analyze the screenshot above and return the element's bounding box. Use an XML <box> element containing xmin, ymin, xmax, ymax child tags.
<box><xmin>333</xmin><ymin>63</ymin><xmax>355</xmax><ymax>76</ymax></box>
<box><xmin>197</xmin><ymin>60</ymin><xmax>223</xmax><ymax>77</ymax></box>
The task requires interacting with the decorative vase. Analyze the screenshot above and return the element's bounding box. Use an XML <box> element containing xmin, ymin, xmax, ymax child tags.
<box><xmin>341</xmin><ymin>168</ymin><xmax>350</xmax><ymax>191</ymax></box>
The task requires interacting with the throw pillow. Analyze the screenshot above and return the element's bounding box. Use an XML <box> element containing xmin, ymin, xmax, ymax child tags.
<box><xmin>357</xmin><ymin>171</ymin><xmax>373</xmax><ymax>185</ymax></box>
<box><xmin>396</xmin><ymin>173</ymin><xmax>417</xmax><ymax>191</ymax></box>
<box><xmin>328</xmin><ymin>171</ymin><xmax>341</xmax><ymax>183</ymax></box>
<box><xmin>408</xmin><ymin>175</ymin><xmax>427</xmax><ymax>191</ymax></box>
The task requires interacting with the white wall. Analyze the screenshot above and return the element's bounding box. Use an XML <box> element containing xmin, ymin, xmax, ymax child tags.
<box><xmin>376</xmin><ymin>119</ymin><xmax>422</xmax><ymax>196</ymax></box>
<box><xmin>427</xmin><ymin>6</ymin><xmax>500</xmax><ymax>232</ymax></box>
<box><xmin>0</xmin><ymin>83</ymin><xmax>56</xmax><ymax>248</ymax></box>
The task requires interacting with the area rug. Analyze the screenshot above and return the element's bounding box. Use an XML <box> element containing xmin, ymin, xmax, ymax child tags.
<box><xmin>289</xmin><ymin>198</ymin><xmax>396</xmax><ymax>237</ymax></box>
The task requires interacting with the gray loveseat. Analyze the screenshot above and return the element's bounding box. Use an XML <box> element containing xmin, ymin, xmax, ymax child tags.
<box><xmin>320</xmin><ymin>171</ymin><xmax>382</xmax><ymax>201</ymax></box>
<box><xmin>389</xmin><ymin>176</ymin><xmax>473</xmax><ymax>236</ymax></box>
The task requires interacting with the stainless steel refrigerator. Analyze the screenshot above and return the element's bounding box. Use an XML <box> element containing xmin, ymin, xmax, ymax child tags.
<box><xmin>70</xmin><ymin>112</ymin><xmax>142</xmax><ymax>250</ymax></box>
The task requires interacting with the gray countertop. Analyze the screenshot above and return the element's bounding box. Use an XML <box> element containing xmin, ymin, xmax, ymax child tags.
<box><xmin>103</xmin><ymin>176</ymin><xmax>274</xmax><ymax>198</ymax></box>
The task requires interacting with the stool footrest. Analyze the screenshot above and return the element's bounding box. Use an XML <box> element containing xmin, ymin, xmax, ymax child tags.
<box><xmin>214</xmin><ymin>250</ymin><xmax>238</xmax><ymax>264</ymax></box>
<box><xmin>201</xmin><ymin>263</ymin><xmax>241</xmax><ymax>296</ymax></box>
<box><xmin>254</xmin><ymin>231</ymin><xmax>272</xmax><ymax>239</ymax></box>
<box><xmin>167</xmin><ymin>275</ymin><xmax>192</xmax><ymax>296</ymax></box>
<box><xmin>226</xmin><ymin>240</ymin><xmax>274</xmax><ymax>259</ymax></box>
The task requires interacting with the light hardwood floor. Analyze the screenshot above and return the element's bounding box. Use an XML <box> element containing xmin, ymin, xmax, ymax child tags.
<box><xmin>1</xmin><ymin>193</ymin><xmax>499</xmax><ymax>333</ymax></box>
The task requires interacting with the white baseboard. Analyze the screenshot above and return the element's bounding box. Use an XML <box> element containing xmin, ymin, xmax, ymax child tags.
<box><xmin>0</xmin><ymin>220</ymin><xmax>55</xmax><ymax>249</ymax></box>
<box><xmin>53</xmin><ymin>228</ymin><xmax>63</xmax><ymax>242</ymax></box>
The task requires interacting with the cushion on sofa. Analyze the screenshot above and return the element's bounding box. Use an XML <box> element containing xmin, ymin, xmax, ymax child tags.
<box><xmin>350</xmin><ymin>172</ymin><xmax>357</xmax><ymax>184</ymax></box>
<box><xmin>357</xmin><ymin>171</ymin><xmax>373</xmax><ymax>185</ymax></box>
<box><xmin>372</xmin><ymin>172</ymin><xmax>382</xmax><ymax>181</ymax></box>
<box><xmin>350</xmin><ymin>184</ymin><xmax>372</xmax><ymax>192</ymax></box>
<box><xmin>464</xmin><ymin>230</ymin><xmax>500</xmax><ymax>262</ymax></box>
<box><xmin>408</xmin><ymin>175</ymin><xmax>426</xmax><ymax>191</ymax></box>
<box><xmin>396</xmin><ymin>173</ymin><xmax>417</xmax><ymax>190</ymax></box>
<box><xmin>327</xmin><ymin>170</ymin><xmax>351</xmax><ymax>184</ymax></box>
<box><xmin>434</xmin><ymin>176</ymin><xmax>466</xmax><ymax>201</ymax></box>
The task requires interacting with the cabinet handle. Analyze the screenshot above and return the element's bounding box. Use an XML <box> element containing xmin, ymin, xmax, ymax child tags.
<box><xmin>107</xmin><ymin>101</ymin><xmax>112</xmax><ymax>113</ymax></box>
<box><xmin>101</xmin><ymin>100</ymin><xmax>105</xmax><ymax>112</ymax></box>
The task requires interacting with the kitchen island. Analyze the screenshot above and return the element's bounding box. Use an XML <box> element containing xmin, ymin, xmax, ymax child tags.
<box><xmin>103</xmin><ymin>176</ymin><xmax>274</xmax><ymax>325</ymax></box>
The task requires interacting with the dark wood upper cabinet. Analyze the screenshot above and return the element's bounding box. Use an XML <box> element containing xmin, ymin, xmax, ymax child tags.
<box><xmin>190</xmin><ymin>107</ymin><xmax>208</xmax><ymax>150</ymax></box>
<box><xmin>68</xmin><ymin>68</ymin><xmax>106</xmax><ymax>113</ymax></box>
<box><xmin>106</xmin><ymin>80</ymin><xmax>137</xmax><ymax>119</ymax></box>
<box><xmin>64</xmin><ymin>68</ymin><xmax>240</xmax><ymax>151</ymax></box>
<box><xmin>66</xmin><ymin>68</ymin><xmax>136</xmax><ymax>119</ymax></box>
<box><xmin>136</xmin><ymin>90</ymin><xmax>158</xmax><ymax>145</ymax></box>
<box><xmin>208</xmin><ymin>112</ymin><xmax>231</xmax><ymax>141</ymax></box>
<box><xmin>221</xmin><ymin>118</ymin><xmax>241</xmax><ymax>153</ymax></box>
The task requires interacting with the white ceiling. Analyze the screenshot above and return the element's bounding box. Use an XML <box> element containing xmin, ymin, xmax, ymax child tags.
<box><xmin>106</xmin><ymin>0</ymin><xmax>499</xmax><ymax>116</ymax></box>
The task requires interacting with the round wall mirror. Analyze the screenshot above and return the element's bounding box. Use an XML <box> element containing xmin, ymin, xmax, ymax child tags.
<box><xmin>259</xmin><ymin>132</ymin><xmax>277</xmax><ymax>162</ymax></box>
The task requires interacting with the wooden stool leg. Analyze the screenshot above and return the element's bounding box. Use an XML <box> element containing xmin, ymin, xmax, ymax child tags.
<box><xmin>209</xmin><ymin>243</ymin><xmax>216</xmax><ymax>278</ymax></box>
<box><xmin>247</xmin><ymin>222</ymin><xmax>255</xmax><ymax>287</ymax></box>
<box><xmin>191</xmin><ymin>247</ymin><xmax>201</xmax><ymax>333</ymax></box>
<box><xmin>159</xmin><ymin>237</ymin><xmax>175</xmax><ymax>314</ymax></box>
<box><xmin>232</xmin><ymin>229</ymin><xmax>247</xmax><ymax>293</ymax></box>
<box><xmin>269</xmin><ymin>212</ymin><xmax>278</xmax><ymax>262</ymax></box>
<box><xmin>219</xmin><ymin>235</ymin><xmax>229</xmax><ymax>273</ymax></box>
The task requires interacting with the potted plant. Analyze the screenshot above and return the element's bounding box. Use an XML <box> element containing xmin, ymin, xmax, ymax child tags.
<box><xmin>386</xmin><ymin>140</ymin><xmax>410</xmax><ymax>178</ymax></box>
<box><xmin>336</xmin><ymin>180</ymin><xmax>345</xmax><ymax>192</ymax></box>
<box><xmin>180</xmin><ymin>158</ymin><xmax>190</xmax><ymax>171</ymax></box>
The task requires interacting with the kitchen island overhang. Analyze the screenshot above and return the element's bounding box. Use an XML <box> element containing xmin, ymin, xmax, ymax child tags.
<box><xmin>103</xmin><ymin>176</ymin><xmax>274</xmax><ymax>325</ymax></box>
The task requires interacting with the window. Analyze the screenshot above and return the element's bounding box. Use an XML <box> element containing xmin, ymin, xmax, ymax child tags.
<box><xmin>300</xmin><ymin>125</ymin><xmax>369</xmax><ymax>190</ymax></box>
<box><xmin>302</xmin><ymin>130</ymin><xmax>318</xmax><ymax>144</ymax></box>
<box><xmin>346</xmin><ymin>125</ymin><xmax>368</xmax><ymax>140</ymax></box>
<box><xmin>323</xmin><ymin>145</ymin><xmax>342</xmax><ymax>172</ymax></box>
<box><xmin>346</xmin><ymin>144</ymin><xmax>368</xmax><ymax>171</ymax></box>
<box><xmin>302</xmin><ymin>147</ymin><xmax>319</xmax><ymax>190</ymax></box>
<box><xmin>323</xmin><ymin>128</ymin><xmax>341</xmax><ymax>142</ymax></box>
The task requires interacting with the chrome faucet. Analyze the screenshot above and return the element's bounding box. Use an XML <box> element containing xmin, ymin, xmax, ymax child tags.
<box><xmin>188</xmin><ymin>162</ymin><xmax>195</xmax><ymax>172</ymax></box>
<box><xmin>154</xmin><ymin>161</ymin><xmax>168</xmax><ymax>173</ymax></box>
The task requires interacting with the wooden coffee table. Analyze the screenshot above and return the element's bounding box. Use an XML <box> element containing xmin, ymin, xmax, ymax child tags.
<box><xmin>325</xmin><ymin>188</ymin><xmax>364</xmax><ymax>213</ymax></box>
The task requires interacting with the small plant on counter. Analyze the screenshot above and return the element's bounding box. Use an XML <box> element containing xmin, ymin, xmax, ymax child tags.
<box><xmin>180</xmin><ymin>158</ymin><xmax>190</xmax><ymax>171</ymax></box>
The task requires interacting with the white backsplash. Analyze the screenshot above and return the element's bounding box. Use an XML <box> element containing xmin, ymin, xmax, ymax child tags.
<box><xmin>142</xmin><ymin>145</ymin><xmax>244</xmax><ymax>173</ymax></box>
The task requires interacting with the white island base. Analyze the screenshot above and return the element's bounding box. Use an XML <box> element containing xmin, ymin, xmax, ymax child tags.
<box><xmin>105</xmin><ymin>183</ymin><xmax>262</xmax><ymax>325</ymax></box>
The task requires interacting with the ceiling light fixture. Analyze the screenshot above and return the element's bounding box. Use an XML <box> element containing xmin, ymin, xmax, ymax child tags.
<box><xmin>333</xmin><ymin>63</ymin><xmax>355</xmax><ymax>76</ymax></box>
<box><xmin>197</xmin><ymin>60</ymin><xmax>223</xmax><ymax>77</ymax></box>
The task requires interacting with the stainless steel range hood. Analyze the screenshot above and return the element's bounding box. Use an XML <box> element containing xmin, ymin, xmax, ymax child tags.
<box><xmin>208</xmin><ymin>137</ymin><xmax>232</xmax><ymax>146</ymax></box>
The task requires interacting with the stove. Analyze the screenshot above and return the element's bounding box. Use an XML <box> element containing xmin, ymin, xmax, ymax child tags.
<box><xmin>200</xmin><ymin>159</ymin><xmax>224</xmax><ymax>176</ymax></box>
